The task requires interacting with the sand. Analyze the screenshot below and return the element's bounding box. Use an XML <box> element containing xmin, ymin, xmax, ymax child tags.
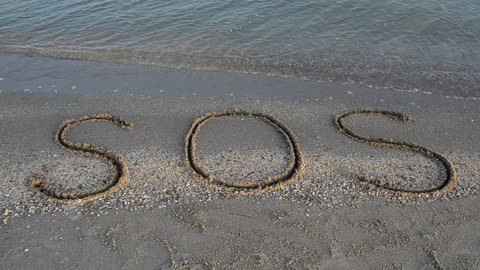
<box><xmin>1</xmin><ymin>53</ymin><xmax>480</xmax><ymax>269</ymax></box>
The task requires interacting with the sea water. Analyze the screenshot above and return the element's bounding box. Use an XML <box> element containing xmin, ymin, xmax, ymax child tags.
<box><xmin>1</xmin><ymin>0</ymin><xmax>479</xmax><ymax>96</ymax></box>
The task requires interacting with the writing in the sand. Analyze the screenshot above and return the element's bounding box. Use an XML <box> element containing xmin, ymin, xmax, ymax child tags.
<box><xmin>30</xmin><ymin>109</ymin><xmax>457</xmax><ymax>203</ymax></box>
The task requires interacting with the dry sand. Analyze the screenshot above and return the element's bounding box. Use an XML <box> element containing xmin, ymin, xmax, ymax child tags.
<box><xmin>1</xmin><ymin>54</ymin><xmax>480</xmax><ymax>269</ymax></box>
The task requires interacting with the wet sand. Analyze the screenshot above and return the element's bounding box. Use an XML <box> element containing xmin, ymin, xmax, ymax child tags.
<box><xmin>1</xmin><ymin>54</ymin><xmax>480</xmax><ymax>269</ymax></box>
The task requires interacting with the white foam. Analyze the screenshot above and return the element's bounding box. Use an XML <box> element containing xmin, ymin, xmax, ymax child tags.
<box><xmin>446</xmin><ymin>95</ymin><xmax>480</xmax><ymax>101</ymax></box>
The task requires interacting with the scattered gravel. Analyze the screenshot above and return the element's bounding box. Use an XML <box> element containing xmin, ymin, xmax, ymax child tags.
<box><xmin>1</xmin><ymin>147</ymin><xmax>479</xmax><ymax>224</ymax></box>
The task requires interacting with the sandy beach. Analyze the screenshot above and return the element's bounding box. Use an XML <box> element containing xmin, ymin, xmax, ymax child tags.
<box><xmin>1</xmin><ymin>53</ymin><xmax>480</xmax><ymax>269</ymax></box>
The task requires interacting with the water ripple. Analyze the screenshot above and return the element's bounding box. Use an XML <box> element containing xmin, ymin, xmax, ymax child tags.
<box><xmin>1</xmin><ymin>0</ymin><xmax>479</xmax><ymax>95</ymax></box>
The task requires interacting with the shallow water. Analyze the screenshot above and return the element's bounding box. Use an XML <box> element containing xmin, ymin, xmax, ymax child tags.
<box><xmin>1</xmin><ymin>0</ymin><xmax>480</xmax><ymax>95</ymax></box>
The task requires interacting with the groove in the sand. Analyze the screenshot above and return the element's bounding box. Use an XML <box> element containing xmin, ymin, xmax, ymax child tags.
<box><xmin>30</xmin><ymin>114</ymin><xmax>134</xmax><ymax>204</ymax></box>
<box><xmin>335</xmin><ymin>109</ymin><xmax>458</xmax><ymax>197</ymax></box>
<box><xmin>185</xmin><ymin>108</ymin><xmax>305</xmax><ymax>195</ymax></box>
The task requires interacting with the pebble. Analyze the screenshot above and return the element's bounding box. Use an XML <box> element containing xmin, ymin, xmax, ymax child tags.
<box><xmin>0</xmin><ymin>141</ymin><xmax>479</xmax><ymax>225</ymax></box>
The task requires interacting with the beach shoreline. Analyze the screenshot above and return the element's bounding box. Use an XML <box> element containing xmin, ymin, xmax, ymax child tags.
<box><xmin>2</xmin><ymin>46</ymin><xmax>480</xmax><ymax>99</ymax></box>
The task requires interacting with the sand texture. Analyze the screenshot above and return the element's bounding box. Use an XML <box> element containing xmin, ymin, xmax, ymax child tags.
<box><xmin>1</xmin><ymin>54</ymin><xmax>480</xmax><ymax>269</ymax></box>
